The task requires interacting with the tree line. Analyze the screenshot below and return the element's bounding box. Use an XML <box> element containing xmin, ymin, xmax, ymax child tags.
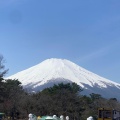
<box><xmin>0</xmin><ymin>56</ymin><xmax>120</xmax><ymax>120</ymax></box>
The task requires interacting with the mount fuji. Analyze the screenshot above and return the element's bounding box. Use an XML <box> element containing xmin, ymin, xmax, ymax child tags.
<box><xmin>6</xmin><ymin>58</ymin><xmax>120</xmax><ymax>99</ymax></box>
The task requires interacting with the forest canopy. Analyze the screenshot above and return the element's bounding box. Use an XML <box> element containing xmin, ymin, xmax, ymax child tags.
<box><xmin>0</xmin><ymin>56</ymin><xmax>120</xmax><ymax>120</ymax></box>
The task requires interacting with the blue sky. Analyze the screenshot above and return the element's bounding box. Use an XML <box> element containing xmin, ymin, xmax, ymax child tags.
<box><xmin>0</xmin><ymin>0</ymin><xmax>120</xmax><ymax>83</ymax></box>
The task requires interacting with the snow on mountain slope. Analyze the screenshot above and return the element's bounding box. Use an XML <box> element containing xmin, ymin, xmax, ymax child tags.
<box><xmin>6</xmin><ymin>58</ymin><xmax>120</xmax><ymax>99</ymax></box>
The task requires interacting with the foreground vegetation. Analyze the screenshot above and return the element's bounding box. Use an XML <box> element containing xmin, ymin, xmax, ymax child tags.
<box><xmin>0</xmin><ymin>56</ymin><xmax>120</xmax><ymax>120</ymax></box>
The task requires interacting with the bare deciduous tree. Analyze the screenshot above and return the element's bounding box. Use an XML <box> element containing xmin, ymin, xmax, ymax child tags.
<box><xmin>0</xmin><ymin>55</ymin><xmax>8</xmax><ymax>79</ymax></box>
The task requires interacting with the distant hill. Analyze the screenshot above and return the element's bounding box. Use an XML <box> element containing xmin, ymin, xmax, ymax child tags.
<box><xmin>6</xmin><ymin>58</ymin><xmax>120</xmax><ymax>99</ymax></box>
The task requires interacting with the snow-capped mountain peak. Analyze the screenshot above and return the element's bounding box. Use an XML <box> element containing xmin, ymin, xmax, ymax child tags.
<box><xmin>6</xmin><ymin>58</ymin><xmax>120</xmax><ymax>99</ymax></box>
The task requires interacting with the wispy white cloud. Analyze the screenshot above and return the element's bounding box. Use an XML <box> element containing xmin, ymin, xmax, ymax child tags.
<box><xmin>76</xmin><ymin>48</ymin><xmax>108</xmax><ymax>63</ymax></box>
<box><xmin>76</xmin><ymin>40</ymin><xmax>120</xmax><ymax>63</ymax></box>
